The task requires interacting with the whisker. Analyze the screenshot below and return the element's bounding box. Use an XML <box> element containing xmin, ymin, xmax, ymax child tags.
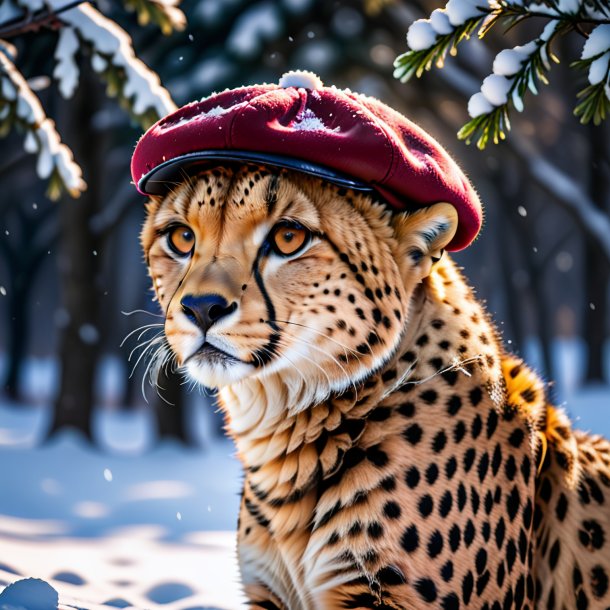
<box><xmin>120</xmin><ymin>323</ymin><xmax>164</xmax><ymax>348</ymax></box>
<box><xmin>121</xmin><ymin>309</ymin><xmax>164</xmax><ymax>318</ymax></box>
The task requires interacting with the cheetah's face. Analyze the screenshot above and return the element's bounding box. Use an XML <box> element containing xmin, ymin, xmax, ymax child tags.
<box><xmin>141</xmin><ymin>165</ymin><xmax>457</xmax><ymax>405</ymax></box>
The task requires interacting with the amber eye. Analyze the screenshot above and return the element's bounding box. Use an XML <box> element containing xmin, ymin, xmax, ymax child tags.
<box><xmin>167</xmin><ymin>225</ymin><xmax>195</xmax><ymax>256</ymax></box>
<box><xmin>270</xmin><ymin>222</ymin><xmax>310</xmax><ymax>257</ymax></box>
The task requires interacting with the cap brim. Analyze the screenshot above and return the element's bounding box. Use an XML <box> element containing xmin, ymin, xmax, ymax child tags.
<box><xmin>137</xmin><ymin>150</ymin><xmax>375</xmax><ymax>196</ymax></box>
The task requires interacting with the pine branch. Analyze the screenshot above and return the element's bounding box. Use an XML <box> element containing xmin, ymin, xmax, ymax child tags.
<box><xmin>58</xmin><ymin>2</ymin><xmax>177</xmax><ymax>128</ymax></box>
<box><xmin>394</xmin><ymin>0</ymin><xmax>610</xmax><ymax>147</ymax></box>
<box><xmin>121</xmin><ymin>0</ymin><xmax>185</xmax><ymax>35</ymax></box>
<box><xmin>0</xmin><ymin>46</ymin><xmax>86</xmax><ymax>199</ymax></box>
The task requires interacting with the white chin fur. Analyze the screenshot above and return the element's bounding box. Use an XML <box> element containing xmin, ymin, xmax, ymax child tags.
<box><xmin>185</xmin><ymin>359</ymin><xmax>253</xmax><ymax>388</ymax></box>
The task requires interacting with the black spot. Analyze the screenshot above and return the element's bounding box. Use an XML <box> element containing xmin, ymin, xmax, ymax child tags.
<box><xmin>579</xmin><ymin>519</ymin><xmax>605</xmax><ymax>550</ymax></box>
<box><xmin>496</xmin><ymin>562</ymin><xmax>505</xmax><ymax>588</ymax></box>
<box><xmin>471</xmin><ymin>415</ymin><xmax>482</xmax><ymax>439</ymax></box>
<box><xmin>348</xmin><ymin>522</ymin><xmax>362</xmax><ymax>537</ymax></box>
<box><xmin>447</xmin><ymin>395</ymin><xmax>462</xmax><ymax>415</ymax></box>
<box><xmin>402</xmin><ymin>525</ymin><xmax>419</xmax><ymax>552</ymax></box>
<box><xmin>471</xmin><ymin>487</ymin><xmax>480</xmax><ymax>515</ymax></box>
<box><xmin>555</xmin><ymin>493</ymin><xmax>568</xmax><ymax>522</ymax></box>
<box><xmin>398</xmin><ymin>401</ymin><xmax>415</xmax><ymax>417</ymax></box>
<box><xmin>484</xmin><ymin>490</ymin><xmax>493</xmax><ymax>515</ymax></box>
<box><xmin>367</xmin><ymin>522</ymin><xmax>384</xmax><ymax>539</ymax></box>
<box><xmin>463</xmin><ymin>448</ymin><xmax>476</xmax><ymax>472</ymax></box>
<box><xmin>441</xmin><ymin>593</ymin><xmax>460</xmax><ymax>610</ymax></box>
<box><xmin>427</xmin><ymin>530</ymin><xmax>444</xmax><ymax>558</ymax></box>
<box><xmin>366</xmin><ymin>445</ymin><xmax>388</xmax><ymax>467</ymax></box>
<box><xmin>509</xmin><ymin>428</ymin><xmax>525</xmax><ymax>447</ymax></box>
<box><xmin>420</xmin><ymin>389</ymin><xmax>438</xmax><ymax>404</ymax></box>
<box><xmin>506</xmin><ymin>486</ymin><xmax>521</xmax><ymax>522</ymax></box>
<box><xmin>590</xmin><ymin>565</ymin><xmax>609</xmax><ymax>599</ymax></box>
<box><xmin>449</xmin><ymin>524</ymin><xmax>461</xmax><ymax>552</ymax></box>
<box><xmin>439</xmin><ymin>490</ymin><xmax>453</xmax><ymax>518</ymax></box>
<box><xmin>476</xmin><ymin>548</ymin><xmax>488</xmax><ymax>575</ymax></box>
<box><xmin>464</xmin><ymin>519</ymin><xmax>475</xmax><ymax>547</ymax></box>
<box><xmin>481</xmin><ymin>521</ymin><xmax>491</xmax><ymax>542</ymax></box>
<box><xmin>457</xmin><ymin>483</ymin><xmax>467</xmax><ymax>511</ymax></box>
<box><xmin>418</xmin><ymin>495</ymin><xmax>434</xmax><ymax>517</ymax></box>
<box><xmin>453</xmin><ymin>421</ymin><xmax>466</xmax><ymax>444</ymax></box>
<box><xmin>476</xmin><ymin>570</ymin><xmax>490</xmax><ymax>596</ymax></box>
<box><xmin>586</xmin><ymin>477</ymin><xmax>605</xmax><ymax>504</ymax></box>
<box><xmin>505</xmin><ymin>455</ymin><xmax>517</xmax><ymax>481</ymax></box>
<box><xmin>477</xmin><ymin>452</ymin><xmax>489</xmax><ymax>482</ymax></box>
<box><xmin>495</xmin><ymin>517</ymin><xmax>506</xmax><ymax>549</ymax></box>
<box><xmin>416</xmin><ymin>334</ymin><xmax>429</xmax><ymax>347</ymax></box>
<box><xmin>486</xmin><ymin>410</ymin><xmax>498</xmax><ymax>438</ymax></box>
<box><xmin>433</xmin><ymin>430</ymin><xmax>448</xmax><ymax>453</ymax></box>
<box><xmin>426</xmin><ymin>463</ymin><xmax>439</xmax><ymax>485</ymax></box>
<box><xmin>377</xmin><ymin>566</ymin><xmax>407</xmax><ymax>586</ymax></box>
<box><xmin>383</xmin><ymin>501</ymin><xmax>401</xmax><ymax>519</ymax></box>
<box><xmin>549</xmin><ymin>539</ymin><xmax>560</xmax><ymax>571</ymax></box>
<box><xmin>415</xmin><ymin>578</ymin><xmax>437</xmax><ymax>603</ymax></box>
<box><xmin>469</xmin><ymin>387</ymin><xmax>483</xmax><ymax>406</ymax></box>
<box><xmin>539</xmin><ymin>478</ymin><xmax>552</xmax><ymax>503</ymax></box>
<box><xmin>381</xmin><ymin>476</ymin><xmax>396</xmax><ymax>491</ymax></box>
<box><xmin>381</xmin><ymin>369</ymin><xmax>397</xmax><ymax>383</ymax></box>
<box><xmin>462</xmin><ymin>571</ymin><xmax>474</xmax><ymax>605</ymax></box>
<box><xmin>403</xmin><ymin>424</ymin><xmax>423</xmax><ymax>445</ymax></box>
<box><xmin>445</xmin><ymin>457</ymin><xmax>458</xmax><ymax>479</ymax></box>
<box><xmin>442</xmin><ymin>370</ymin><xmax>458</xmax><ymax>385</ymax></box>
<box><xmin>441</xmin><ymin>560</ymin><xmax>454</xmax><ymax>583</ymax></box>
<box><xmin>405</xmin><ymin>466</ymin><xmax>420</xmax><ymax>489</ymax></box>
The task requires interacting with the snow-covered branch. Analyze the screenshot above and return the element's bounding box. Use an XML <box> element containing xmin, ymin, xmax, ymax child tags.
<box><xmin>394</xmin><ymin>0</ymin><xmax>610</xmax><ymax>148</ymax></box>
<box><xmin>0</xmin><ymin>46</ymin><xmax>86</xmax><ymax>199</ymax></box>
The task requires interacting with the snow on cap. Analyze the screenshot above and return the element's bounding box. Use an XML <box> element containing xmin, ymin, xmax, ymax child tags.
<box><xmin>131</xmin><ymin>70</ymin><xmax>482</xmax><ymax>250</ymax></box>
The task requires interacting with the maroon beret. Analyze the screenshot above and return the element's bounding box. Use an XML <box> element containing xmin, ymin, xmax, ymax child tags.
<box><xmin>131</xmin><ymin>71</ymin><xmax>481</xmax><ymax>251</ymax></box>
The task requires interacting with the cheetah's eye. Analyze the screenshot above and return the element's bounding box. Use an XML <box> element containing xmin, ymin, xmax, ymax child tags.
<box><xmin>167</xmin><ymin>225</ymin><xmax>195</xmax><ymax>256</ymax></box>
<box><xmin>270</xmin><ymin>222</ymin><xmax>310</xmax><ymax>257</ymax></box>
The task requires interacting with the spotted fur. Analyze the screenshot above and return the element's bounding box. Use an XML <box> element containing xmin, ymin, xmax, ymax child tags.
<box><xmin>141</xmin><ymin>165</ymin><xmax>610</xmax><ymax>609</ymax></box>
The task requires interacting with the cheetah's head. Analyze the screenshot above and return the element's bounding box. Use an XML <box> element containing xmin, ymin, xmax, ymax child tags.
<box><xmin>141</xmin><ymin>165</ymin><xmax>458</xmax><ymax>410</ymax></box>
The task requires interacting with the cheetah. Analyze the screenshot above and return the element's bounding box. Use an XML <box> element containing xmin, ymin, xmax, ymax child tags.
<box><xmin>141</xmin><ymin>165</ymin><xmax>610</xmax><ymax>609</ymax></box>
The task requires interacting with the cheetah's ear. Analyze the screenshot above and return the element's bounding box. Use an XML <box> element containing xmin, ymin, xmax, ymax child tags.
<box><xmin>392</xmin><ymin>202</ymin><xmax>458</xmax><ymax>275</ymax></box>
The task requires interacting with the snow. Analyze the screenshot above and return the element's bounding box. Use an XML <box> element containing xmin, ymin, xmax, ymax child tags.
<box><xmin>278</xmin><ymin>70</ymin><xmax>323</xmax><ymax>90</ymax></box>
<box><xmin>430</xmin><ymin>9</ymin><xmax>453</xmax><ymax>35</ymax></box>
<box><xmin>557</xmin><ymin>0</ymin><xmax>581</xmax><ymax>13</ymax></box>
<box><xmin>445</xmin><ymin>0</ymin><xmax>487</xmax><ymax>26</ymax></box>
<box><xmin>0</xmin><ymin>50</ymin><xmax>86</xmax><ymax>195</ymax></box>
<box><xmin>480</xmin><ymin>74</ymin><xmax>511</xmax><ymax>106</ymax></box>
<box><xmin>0</xmin><ymin>404</ymin><xmax>245</xmax><ymax>609</ymax></box>
<box><xmin>589</xmin><ymin>53</ymin><xmax>610</xmax><ymax>85</ymax></box>
<box><xmin>60</xmin><ymin>3</ymin><xmax>175</xmax><ymax>118</ymax></box>
<box><xmin>406</xmin><ymin>20</ymin><xmax>437</xmax><ymax>52</ymax></box>
<box><xmin>0</xmin><ymin>577</ymin><xmax>59</xmax><ymax>610</ymax></box>
<box><xmin>493</xmin><ymin>44</ymin><xmax>536</xmax><ymax>77</ymax></box>
<box><xmin>292</xmin><ymin>108</ymin><xmax>339</xmax><ymax>133</ymax></box>
<box><xmin>467</xmin><ymin>91</ymin><xmax>494</xmax><ymax>117</ymax></box>
<box><xmin>54</xmin><ymin>26</ymin><xmax>80</xmax><ymax>99</ymax></box>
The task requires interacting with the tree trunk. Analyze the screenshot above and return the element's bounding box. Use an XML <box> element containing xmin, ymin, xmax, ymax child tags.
<box><xmin>47</xmin><ymin>72</ymin><xmax>103</xmax><ymax>441</ymax></box>
<box><xmin>3</xmin><ymin>272</ymin><xmax>33</xmax><ymax>400</ymax></box>
<box><xmin>583</xmin><ymin>125</ymin><xmax>609</xmax><ymax>383</ymax></box>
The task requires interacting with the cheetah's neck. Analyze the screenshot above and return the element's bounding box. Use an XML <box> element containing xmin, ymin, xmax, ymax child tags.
<box><xmin>219</xmin><ymin>258</ymin><xmax>506</xmax><ymax>531</ymax></box>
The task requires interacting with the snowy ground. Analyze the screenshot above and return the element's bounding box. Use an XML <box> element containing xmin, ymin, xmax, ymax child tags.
<box><xmin>0</xmin><ymin>405</ymin><xmax>245</xmax><ymax>609</ymax></box>
<box><xmin>0</xmin><ymin>340</ymin><xmax>608</xmax><ymax>609</ymax></box>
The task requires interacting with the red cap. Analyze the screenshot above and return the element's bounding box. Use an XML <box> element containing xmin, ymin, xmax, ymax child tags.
<box><xmin>131</xmin><ymin>70</ymin><xmax>481</xmax><ymax>250</ymax></box>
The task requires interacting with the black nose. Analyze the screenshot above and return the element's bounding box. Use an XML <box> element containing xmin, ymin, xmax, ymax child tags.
<box><xmin>180</xmin><ymin>294</ymin><xmax>237</xmax><ymax>333</ymax></box>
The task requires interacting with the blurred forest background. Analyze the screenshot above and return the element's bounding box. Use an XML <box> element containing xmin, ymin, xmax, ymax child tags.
<box><xmin>0</xmin><ymin>0</ymin><xmax>609</xmax><ymax>447</ymax></box>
